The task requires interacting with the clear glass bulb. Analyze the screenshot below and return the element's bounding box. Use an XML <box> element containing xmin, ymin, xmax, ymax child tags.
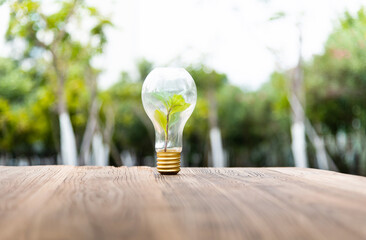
<box><xmin>141</xmin><ymin>67</ymin><xmax>197</xmax><ymax>174</ymax></box>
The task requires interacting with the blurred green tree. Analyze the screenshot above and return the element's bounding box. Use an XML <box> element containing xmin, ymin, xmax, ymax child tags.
<box><xmin>6</xmin><ymin>0</ymin><xmax>111</xmax><ymax>165</ymax></box>
<box><xmin>0</xmin><ymin>57</ymin><xmax>56</xmax><ymax>163</ymax></box>
<box><xmin>305</xmin><ymin>8</ymin><xmax>366</xmax><ymax>175</ymax></box>
<box><xmin>188</xmin><ymin>66</ymin><xmax>227</xmax><ymax>167</ymax></box>
<box><xmin>101</xmin><ymin>59</ymin><xmax>154</xmax><ymax>166</ymax></box>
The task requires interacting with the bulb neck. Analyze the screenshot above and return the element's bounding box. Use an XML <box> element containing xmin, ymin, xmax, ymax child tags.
<box><xmin>156</xmin><ymin>150</ymin><xmax>181</xmax><ymax>175</ymax></box>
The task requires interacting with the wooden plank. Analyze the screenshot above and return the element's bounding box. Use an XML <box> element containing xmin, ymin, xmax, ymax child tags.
<box><xmin>0</xmin><ymin>166</ymin><xmax>365</xmax><ymax>240</ymax></box>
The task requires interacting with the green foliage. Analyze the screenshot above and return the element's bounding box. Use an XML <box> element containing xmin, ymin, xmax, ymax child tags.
<box><xmin>152</xmin><ymin>92</ymin><xmax>170</xmax><ymax>109</ymax></box>
<box><xmin>302</xmin><ymin>8</ymin><xmax>366</xmax><ymax>175</ymax></box>
<box><xmin>0</xmin><ymin>58</ymin><xmax>56</xmax><ymax>156</ymax></box>
<box><xmin>169</xmin><ymin>94</ymin><xmax>191</xmax><ymax>114</ymax></box>
<box><xmin>154</xmin><ymin>109</ymin><xmax>167</xmax><ymax>134</ymax></box>
<box><xmin>0</xmin><ymin>58</ymin><xmax>34</xmax><ymax>103</ymax></box>
<box><xmin>188</xmin><ymin>65</ymin><xmax>227</xmax><ymax>91</ymax></box>
<box><xmin>305</xmin><ymin>7</ymin><xmax>366</xmax><ymax>134</ymax></box>
<box><xmin>269</xmin><ymin>11</ymin><xmax>286</xmax><ymax>21</ymax></box>
<box><xmin>137</xmin><ymin>59</ymin><xmax>154</xmax><ymax>81</ymax></box>
<box><xmin>152</xmin><ymin>93</ymin><xmax>190</xmax><ymax>150</ymax></box>
<box><xmin>1</xmin><ymin>1</ymin><xmax>366</xmax><ymax>175</ymax></box>
<box><xmin>101</xmin><ymin>71</ymin><xmax>153</xmax><ymax>160</ymax></box>
<box><xmin>3</xmin><ymin>0</ymin><xmax>112</xmax><ymax>161</ymax></box>
<box><xmin>152</xmin><ymin>93</ymin><xmax>191</xmax><ymax>114</ymax></box>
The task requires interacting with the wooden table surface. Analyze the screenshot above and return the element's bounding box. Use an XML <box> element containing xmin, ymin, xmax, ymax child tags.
<box><xmin>0</xmin><ymin>166</ymin><xmax>366</xmax><ymax>240</ymax></box>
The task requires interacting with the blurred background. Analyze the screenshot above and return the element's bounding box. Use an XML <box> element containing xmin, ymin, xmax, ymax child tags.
<box><xmin>0</xmin><ymin>0</ymin><xmax>366</xmax><ymax>176</ymax></box>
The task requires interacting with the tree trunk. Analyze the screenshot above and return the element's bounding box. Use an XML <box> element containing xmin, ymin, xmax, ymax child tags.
<box><xmin>92</xmin><ymin>133</ymin><xmax>109</xmax><ymax>166</ymax></box>
<box><xmin>290</xmin><ymin>25</ymin><xmax>308</xmax><ymax>168</ymax></box>
<box><xmin>306</xmin><ymin>121</ymin><xmax>329</xmax><ymax>170</ymax></box>
<box><xmin>101</xmin><ymin>107</ymin><xmax>123</xmax><ymax>166</ymax></box>
<box><xmin>59</xmin><ymin>112</ymin><xmax>78</xmax><ymax>165</ymax></box>
<box><xmin>207</xmin><ymin>89</ymin><xmax>225</xmax><ymax>167</ymax></box>
<box><xmin>79</xmin><ymin>97</ymin><xmax>98</xmax><ymax>165</ymax></box>
<box><xmin>133</xmin><ymin>107</ymin><xmax>154</xmax><ymax>145</ymax></box>
<box><xmin>49</xmin><ymin>47</ymin><xmax>78</xmax><ymax>166</ymax></box>
<box><xmin>291</xmin><ymin>92</ymin><xmax>338</xmax><ymax>171</ymax></box>
<box><xmin>56</xmin><ymin>75</ymin><xmax>78</xmax><ymax>166</ymax></box>
<box><xmin>291</xmin><ymin>121</ymin><xmax>307</xmax><ymax>167</ymax></box>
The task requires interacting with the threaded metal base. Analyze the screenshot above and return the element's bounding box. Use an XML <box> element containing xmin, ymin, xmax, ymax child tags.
<box><xmin>156</xmin><ymin>151</ymin><xmax>181</xmax><ymax>175</ymax></box>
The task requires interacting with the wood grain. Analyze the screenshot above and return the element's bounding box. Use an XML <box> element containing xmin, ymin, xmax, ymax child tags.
<box><xmin>0</xmin><ymin>166</ymin><xmax>365</xmax><ymax>240</ymax></box>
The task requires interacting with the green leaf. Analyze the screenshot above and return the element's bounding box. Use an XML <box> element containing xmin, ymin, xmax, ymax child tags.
<box><xmin>269</xmin><ymin>11</ymin><xmax>286</xmax><ymax>21</ymax></box>
<box><xmin>152</xmin><ymin>92</ymin><xmax>170</xmax><ymax>109</ymax></box>
<box><xmin>168</xmin><ymin>94</ymin><xmax>185</xmax><ymax>108</ymax></box>
<box><xmin>171</xmin><ymin>102</ymin><xmax>190</xmax><ymax>114</ymax></box>
<box><xmin>152</xmin><ymin>93</ymin><xmax>190</xmax><ymax>114</ymax></box>
<box><xmin>153</xmin><ymin>94</ymin><xmax>190</xmax><ymax>134</ymax></box>
<box><xmin>169</xmin><ymin>112</ymin><xmax>179</xmax><ymax>128</ymax></box>
<box><xmin>169</xmin><ymin>94</ymin><xmax>190</xmax><ymax>114</ymax></box>
<box><xmin>154</xmin><ymin>109</ymin><xmax>167</xmax><ymax>134</ymax></box>
<box><xmin>87</xmin><ymin>7</ymin><xmax>98</xmax><ymax>16</ymax></box>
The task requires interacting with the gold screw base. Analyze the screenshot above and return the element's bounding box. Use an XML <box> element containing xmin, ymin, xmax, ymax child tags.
<box><xmin>156</xmin><ymin>151</ymin><xmax>181</xmax><ymax>175</ymax></box>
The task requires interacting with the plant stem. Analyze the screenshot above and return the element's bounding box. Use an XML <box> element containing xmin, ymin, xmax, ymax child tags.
<box><xmin>164</xmin><ymin>109</ymin><xmax>171</xmax><ymax>152</ymax></box>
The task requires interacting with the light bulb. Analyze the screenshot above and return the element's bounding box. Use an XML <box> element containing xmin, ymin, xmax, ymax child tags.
<box><xmin>142</xmin><ymin>67</ymin><xmax>197</xmax><ymax>174</ymax></box>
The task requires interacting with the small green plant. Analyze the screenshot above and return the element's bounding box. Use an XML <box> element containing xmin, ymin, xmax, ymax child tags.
<box><xmin>153</xmin><ymin>93</ymin><xmax>190</xmax><ymax>152</ymax></box>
